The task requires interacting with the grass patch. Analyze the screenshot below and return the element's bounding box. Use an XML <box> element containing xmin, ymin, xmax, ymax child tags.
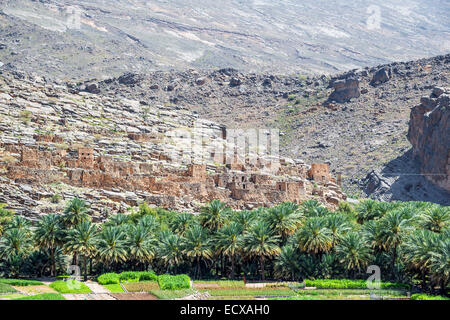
<box><xmin>193</xmin><ymin>280</ymin><xmax>245</xmax><ymax>289</ymax></box>
<box><xmin>0</xmin><ymin>294</ymin><xmax>27</xmax><ymax>300</ymax></box>
<box><xmin>98</xmin><ymin>271</ymin><xmax>158</xmax><ymax>285</ymax></box>
<box><xmin>0</xmin><ymin>279</ymin><xmax>44</xmax><ymax>286</ymax></box>
<box><xmin>201</xmin><ymin>288</ymin><xmax>296</xmax><ymax>297</ymax></box>
<box><xmin>15</xmin><ymin>293</ymin><xmax>66</xmax><ymax>300</ymax></box>
<box><xmin>296</xmin><ymin>288</ymin><xmax>406</xmax><ymax>298</ymax></box>
<box><xmin>149</xmin><ymin>289</ymin><xmax>195</xmax><ymax>300</ymax></box>
<box><xmin>269</xmin><ymin>296</ymin><xmax>322</xmax><ymax>300</ymax></box>
<box><xmin>49</xmin><ymin>280</ymin><xmax>91</xmax><ymax>294</ymax></box>
<box><xmin>411</xmin><ymin>294</ymin><xmax>450</xmax><ymax>300</ymax></box>
<box><xmin>104</xmin><ymin>284</ymin><xmax>124</xmax><ymax>293</ymax></box>
<box><xmin>207</xmin><ymin>296</ymin><xmax>256</xmax><ymax>300</ymax></box>
<box><xmin>0</xmin><ymin>283</ymin><xmax>17</xmax><ymax>293</ymax></box>
<box><xmin>304</xmin><ymin>279</ymin><xmax>409</xmax><ymax>290</ymax></box>
<box><xmin>157</xmin><ymin>274</ymin><xmax>191</xmax><ymax>290</ymax></box>
<box><xmin>97</xmin><ymin>273</ymin><xmax>119</xmax><ymax>285</ymax></box>
<box><xmin>123</xmin><ymin>281</ymin><xmax>159</xmax><ymax>292</ymax></box>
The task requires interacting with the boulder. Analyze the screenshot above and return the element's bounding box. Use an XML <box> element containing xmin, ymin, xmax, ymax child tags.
<box><xmin>118</xmin><ymin>73</ymin><xmax>144</xmax><ymax>85</ymax></box>
<box><xmin>230</xmin><ymin>77</ymin><xmax>242</xmax><ymax>87</ymax></box>
<box><xmin>167</xmin><ymin>83</ymin><xmax>177</xmax><ymax>91</ymax></box>
<box><xmin>196</xmin><ymin>77</ymin><xmax>207</xmax><ymax>86</ymax></box>
<box><xmin>370</xmin><ymin>67</ymin><xmax>391</xmax><ymax>86</ymax></box>
<box><xmin>328</xmin><ymin>77</ymin><xmax>360</xmax><ymax>103</ymax></box>
<box><xmin>85</xmin><ymin>83</ymin><xmax>100</xmax><ymax>94</ymax></box>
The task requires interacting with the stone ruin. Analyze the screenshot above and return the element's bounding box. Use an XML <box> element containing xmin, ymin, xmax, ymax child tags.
<box><xmin>3</xmin><ymin>144</ymin><xmax>346</xmax><ymax>212</ymax></box>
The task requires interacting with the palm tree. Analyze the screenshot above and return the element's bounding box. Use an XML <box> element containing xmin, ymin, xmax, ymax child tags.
<box><xmin>401</xmin><ymin>229</ymin><xmax>437</xmax><ymax>288</ymax></box>
<box><xmin>264</xmin><ymin>202</ymin><xmax>302</xmax><ymax>241</ymax></box>
<box><xmin>0</xmin><ymin>204</ymin><xmax>15</xmax><ymax>237</ymax></box>
<box><xmin>335</xmin><ymin>232</ymin><xmax>372</xmax><ymax>277</ymax></box>
<box><xmin>362</xmin><ymin>220</ymin><xmax>384</xmax><ymax>252</ymax></box>
<box><xmin>216</xmin><ymin>222</ymin><xmax>243</xmax><ymax>279</ymax></box>
<box><xmin>158</xmin><ymin>231</ymin><xmax>184</xmax><ymax>273</ymax></box>
<box><xmin>62</xmin><ymin>198</ymin><xmax>91</xmax><ymax>265</ymax></box>
<box><xmin>242</xmin><ymin>221</ymin><xmax>280</xmax><ymax>280</ymax></box>
<box><xmin>379</xmin><ymin>209</ymin><xmax>413</xmax><ymax>274</ymax></box>
<box><xmin>199</xmin><ymin>200</ymin><xmax>230</xmax><ymax>231</ymax></box>
<box><xmin>325</xmin><ymin>214</ymin><xmax>352</xmax><ymax>247</ymax></box>
<box><xmin>97</xmin><ymin>226</ymin><xmax>128</xmax><ymax>271</ymax></box>
<box><xmin>138</xmin><ymin>215</ymin><xmax>159</xmax><ymax>233</ymax></box>
<box><xmin>6</xmin><ymin>216</ymin><xmax>32</xmax><ymax>232</ymax></box>
<box><xmin>171</xmin><ymin>213</ymin><xmax>196</xmax><ymax>236</ymax></box>
<box><xmin>105</xmin><ymin>213</ymin><xmax>130</xmax><ymax>228</ymax></box>
<box><xmin>419</xmin><ymin>205</ymin><xmax>449</xmax><ymax>233</ymax></box>
<box><xmin>64</xmin><ymin>221</ymin><xmax>98</xmax><ymax>281</ymax></box>
<box><xmin>232</xmin><ymin>210</ymin><xmax>256</xmax><ymax>232</ymax></box>
<box><xmin>293</xmin><ymin>217</ymin><xmax>333</xmax><ymax>256</ymax></box>
<box><xmin>62</xmin><ymin>197</ymin><xmax>90</xmax><ymax>228</ymax></box>
<box><xmin>127</xmin><ymin>225</ymin><xmax>156</xmax><ymax>270</ymax></box>
<box><xmin>0</xmin><ymin>228</ymin><xmax>33</xmax><ymax>259</ymax></box>
<box><xmin>274</xmin><ymin>245</ymin><xmax>300</xmax><ymax>280</ymax></box>
<box><xmin>356</xmin><ymin>200</ymin><xmax>393</xmax><ymax>223</ymax></box>
<box><xmin>300</xmin><ymin>200</ymin><xmax>320</xmax><ymax>215</ymax></box>
<box><xmin>183</xmin><ymin>225</ymin><xmax>212</xmax><ymax>279</ymax></box>
<box><xmin>429</xmin><ymin>235</ymin><xmax>450</xmax><ymax>294</ymax></box>
<box><xmin>34</xmin><ymin>214</ymin><xmax>64</xmax><ymax>276</ymax></box>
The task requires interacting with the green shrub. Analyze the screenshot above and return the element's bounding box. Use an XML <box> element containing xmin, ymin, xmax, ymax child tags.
<box><xmin>157</xmin><ymin>274</ymin><xmax>191</xmax><ymax>290</ymax></box>
<box><xmin>411</xmin><ymin>294</ymin><xmax>450</xmax><ymax>300</ymax></box>
<box><xmin>150</xmin><ymin>289</ymin><xmax>194</xmax><ymax>299</ymax></box>
<box><xmin>97</xmin><ymin>273</ymin><xmax>119</xmax><ymax>285</ymax></box>
<box><xmin>119</xmin><ymin>271</ymin><xmax>141</xmax><ymax>282</ymax></box>
<box><xmin>49</xmin><ymin>280</ymin><xmax>91</xmax><ymax>294</ymax></box>
<box><xmin>0</xmin><ymin>279</ymin><xmax>44</xmax><ymax>286</ymax></box>
<box><xmin>304</xmin><ymin>279</ymin><xmax>409</xmax><ymax>290</ymax></box>
<box><xmin>139</xmin><ymin>271</ymin><xmax>157</xmax><ymax>282</ymax></box>
<box><xmin>0</xmin><ymin>282</ymin><xmax>17</xmax><ymax>293</ymax></box>
<box><xmin>15</xmin><ymin>293</ymin><xmax>66</xmax><ymax>300</ymax></box>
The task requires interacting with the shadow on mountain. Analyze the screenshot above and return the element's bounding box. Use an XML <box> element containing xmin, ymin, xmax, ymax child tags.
<box><xmin>362</xmin><ymin>149</ymin><xmax>450</xmax><ymax>205</ymax></box>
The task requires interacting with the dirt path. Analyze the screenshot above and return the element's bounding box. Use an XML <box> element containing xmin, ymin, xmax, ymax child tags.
<box><xmin>84</xmin><ymin>281</ymin><xmax>110</xmax><ymax>294</ymax></box>
<box><xmin>110</xmin><ymin>293</ymin><xmax>158</xmax><ymax>300</ymax></box>
<box><xmin>63</xmin><ymin>293</ymin><xmax>116</xmax><ymax>300</ymax></box>
<box><xmin>12</xmin><ymin>285</ymin><xmax>58</xmax><ymax>295</ymax></box>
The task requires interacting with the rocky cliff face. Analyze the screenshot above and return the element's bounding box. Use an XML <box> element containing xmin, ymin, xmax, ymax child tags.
<box><xmin>407</xmin><ymin>87</ymin><xmax>450</xmax><ymax>192</ymax></box>
<box><xmin>359</xmin><ymin>88</ymin><xmax>450</xmax><ymax>205</ymax></box>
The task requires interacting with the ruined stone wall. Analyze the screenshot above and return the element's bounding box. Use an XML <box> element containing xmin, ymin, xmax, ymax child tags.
<box><xmin>307</xmin><ymin>163</ymin><xmax>331</xmax><ymax>183</ymax></box>
<box><xmin>5</xmin><ymin>145</ymin><xmax>345</xmax><ymax>211</ymax></box>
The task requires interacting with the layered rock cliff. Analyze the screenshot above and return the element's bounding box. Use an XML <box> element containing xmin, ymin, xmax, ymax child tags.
<box><xmin>407</xmin><ymin>87</ymin><xmax>450</xmax><ymax>192</ymax></box>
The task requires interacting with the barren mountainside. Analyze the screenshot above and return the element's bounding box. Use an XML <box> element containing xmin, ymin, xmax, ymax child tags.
<box><xmin>0</xmin><ymin>0</ymin><xmax>449</xmax><ymax>78</ymax></box>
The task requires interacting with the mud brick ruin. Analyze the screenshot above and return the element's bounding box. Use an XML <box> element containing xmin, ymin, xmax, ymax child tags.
<box><xmin>4</xmin><ymin>144</ymin><xmax>346</xmax><ymax>212</ymax></box>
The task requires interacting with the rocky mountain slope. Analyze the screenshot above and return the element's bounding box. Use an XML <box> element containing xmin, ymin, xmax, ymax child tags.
<box><xmin>74</xmin><ymin>54</ymin><xmax>450</xmax><ymax>200</ymax></box>
<box><xmin>0</xmin><ymin>0</ymin><xmax>449</xmax><ymax>78</ymax></box>
<box><xmin>0</xmin><ymin>70</ymin><xmax>346</xmax><ymax>219</ymax></box>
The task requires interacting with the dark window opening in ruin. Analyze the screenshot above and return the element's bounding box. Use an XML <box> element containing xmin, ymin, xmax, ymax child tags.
<box><xmin>241</xmin><ymin>176</ymin><xmax>245</xmax><ymax>182</ymax></box>
<box><xmin>243</xmin><ymin>184</ymin><xmax>246</xmax><ymax>189</ymax></box>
